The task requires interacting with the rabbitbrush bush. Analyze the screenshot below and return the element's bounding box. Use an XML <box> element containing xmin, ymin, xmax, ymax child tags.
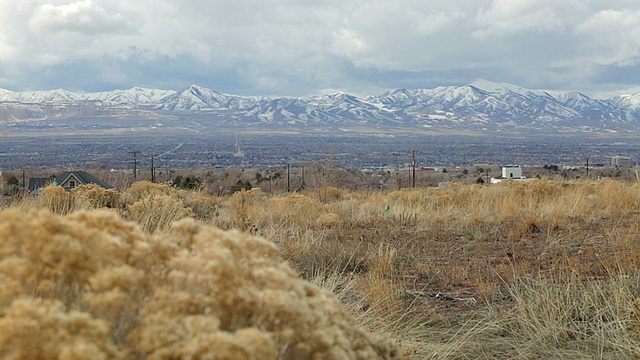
<box><xmin>0</xmin><ymin>208</ymin><xmax>396</xmax><ymax>359</ymax></box>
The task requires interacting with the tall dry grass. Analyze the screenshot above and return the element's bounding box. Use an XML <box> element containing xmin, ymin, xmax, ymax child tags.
<box><xmin>495</xmin><ymin>275</ymin><xmax>640</xmax><ymax>358</ymax></box>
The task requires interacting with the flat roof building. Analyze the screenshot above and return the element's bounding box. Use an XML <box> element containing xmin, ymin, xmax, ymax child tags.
<box><xmin>501</xmin><ymin>165</ymin><xmax>523</xmax><ymax>179</ymax></box>
<box><xmin>611</xmin><ymin>156</ymin><xmax>632</xmax><ymax>167</ymax></box>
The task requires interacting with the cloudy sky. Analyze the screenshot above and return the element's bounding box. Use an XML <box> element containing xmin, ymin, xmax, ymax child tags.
<box><xmin>1</xmin><ymin>0</ymin><xmax>640</xmax><ymax>98</ymax></box>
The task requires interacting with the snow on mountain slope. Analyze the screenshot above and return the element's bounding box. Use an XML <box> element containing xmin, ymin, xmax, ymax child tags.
<box><xmin>470</xmin><ymin>79</ymin><xmax>543</xmax><ymax>95</ymax></box>
<box><xmin>0</xmin><ymin>88</ymin><xmax>14</xmax><ymax>101</ymax></box>
<box><xmin>161</xmin><ymin>85</ymin><xmax>264</xmax><ymax>111</ymax></box>
<box><xmin>610</xmin><ymin>93</ymin><xmax>640</xmax><ymax>109</ymax></box>
<box><xmin>90</xmin><ymin>87</ymin><xmax>176</xmax><ymax>107</ymax></box>
<box><xmin>377</xmin><ymin>89</ymin><xmax>417</xmax><ymax>107</ymax></box>
<box><xmin>308</xmin><ymin>92</ymin><xmax>397</xmax><ymax>123</ymax></box>
<box><xmin>8</xmin><ymin>89</ymin><xmax>81</xmax><ymax>104</ymax></box>
<box><xmin>557</xmin><ymin>92</ymin><xmax>613</xmax><ymax>112</ymax></box>
<box><xmin>3</xmin><ymin>82</ymin><xmax>640</xmax><ymax>134</ymax></box>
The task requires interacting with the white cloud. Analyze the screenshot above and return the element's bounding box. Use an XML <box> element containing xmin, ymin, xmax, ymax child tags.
<box><xmin>28</xmin><ymin>0</ymin><xmax>134</xmax><ymax>35</ymax></box>
<box><xmin>472</xmin><ymin>0</ymin><xmax>589</xmax><ymax>39</ymax></box>
<box><xmin>572</xmin><ymin>9</ymin><xmax>640</xmax><ymax>66</ymax></box>
<box><xmin>0</xmin><ymin>34</ymin><xmax>16</xmax><ymax>60</ymax></box>
<box><xmin>330</xmin><ymin>1</ymin><xmax>470</xmax><ymax>70</ymax></box>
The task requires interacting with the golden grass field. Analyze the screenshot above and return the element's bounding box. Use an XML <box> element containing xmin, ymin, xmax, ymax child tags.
<box><xmin>4</xmin><ymin>178</ymin><xmax>640</xmax><ymax>359</ymax></box>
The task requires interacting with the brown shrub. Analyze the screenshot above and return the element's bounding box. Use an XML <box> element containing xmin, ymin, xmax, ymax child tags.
<box><xmin>40</xmin><ymin>184</ymin><xmax>76</xmax><ymax>214</ymax></box>
<box><xmin>315</xmin><ymin>186</ymin><xmax>349</xmax><ymax>202</ymax></box>
<box><xmin>72</xmin><ymin>184</ymin><xmax>121</xmax><ymax>209</ymax></box>
<box><xmin>177</xmin><ymin>188</ymin><xmax>221</xmax><ymax>221</ymax></box>
<box><xmin>126</xmin><ymin>194</ymin><xmax>193</xmax><ymax>233</ymax></box>
<box><xmin>269</xmin><ymin>193</ymin><xmax>323</xmax><ymax>228</ymax></box>
<box><xmin>14</xmin><ymin>184</ymin><xmax>121</xmax><ymax>215</ymax></box>
<box><xmin>0</xmin><ymin>209</ymin><xmax>148</xmax><ymax>309</ymax></box>
<box><xmin>0</xmin><ymin>208</ymin><xmax>395</xmax><ymax>359</ymax></box>
<box><xmin>0</xmin><ymin>298</ymin><xmax>122</xmax><ymax>359</ymax></box>
<box><xmin>121</xmin><ymin>181</ymin><xmax>176</xmax><ymax>205</ymax></box>
<box><xmin>315</xmin><ymin>212</ymin><xmax>340</xmax><ymax>228</ymax></box>
<box><xmin>221</xmin><ymin>188</ymin><xmax>268</xmax><ymax>230</ymax></box>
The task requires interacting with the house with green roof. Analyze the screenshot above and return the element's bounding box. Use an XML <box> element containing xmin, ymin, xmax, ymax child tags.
<box><xmin>29</xmin><ymin>171</ymin><xmax>114</xmax><ymax>194</ymax></box>
<box><xmin>55</xmin><ymin>171</ymin><xmax>114</xmax><ymax>191</ymax></box>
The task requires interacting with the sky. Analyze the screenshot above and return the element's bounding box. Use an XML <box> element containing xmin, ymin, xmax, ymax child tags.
<box><xmin>2</xmin><ymin>0</ymin><xmax>640</xmax><ymax>98</ymax></box>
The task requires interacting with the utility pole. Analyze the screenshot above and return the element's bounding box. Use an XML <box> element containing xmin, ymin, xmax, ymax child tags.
<box><xmin>412</xmin><ymin>149</ymin><xmax>416</xmax><ymax>188</ymax></box>
<box><xmin>129</xmin><ymin>151</ymin><xmax>140</xmax><ymax>182</ymax></box>
<box><xmin>586</xmin><ymin>156</ymin><xmax>589</xmax><ymax>179</ymax></box>
<box><xmin>287</xmin><ymin>163</ymin><xmax>290</xmax><ymax>192</ymax></box>
<box><xmin>150</xmin><ymin>155</ymin><xmax>156</xmax><ymax>183</ymax></box>
<box><xmin>323</xmin><ymin>166</ymin><xmax>327</xmax><ymax>203</ymax></box>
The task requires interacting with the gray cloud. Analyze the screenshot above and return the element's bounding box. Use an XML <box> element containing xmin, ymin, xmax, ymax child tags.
<box><xmin>2</xmin><ymin>0</ymin><xmax>640</xmax><ymax>98</ymax></box>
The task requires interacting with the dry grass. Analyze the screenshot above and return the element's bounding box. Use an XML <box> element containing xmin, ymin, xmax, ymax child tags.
<box><xmin>5</xmin><ymin>178</ymin><xmax>640</xmax><ymax>358</ymax></box>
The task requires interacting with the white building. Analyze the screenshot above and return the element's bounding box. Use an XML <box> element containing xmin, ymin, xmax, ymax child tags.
<box><xmin>491</xmin><ymin>165</ymin><xmax>533</xmax><ymax>184</ymax></box>
<box><xmin>501</xmin><ymin>165</ymin><xmax>523</xmax><ymax>179</ymax></box>
<box><xmin>611</xmin><ymin>156</ymin><xmax>632</xmax><ymax>167</ymax></box>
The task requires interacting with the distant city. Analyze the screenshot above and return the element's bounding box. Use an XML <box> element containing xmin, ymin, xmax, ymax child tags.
<box><xmin>0</xmin><ymin>132</ymin><xmax>638</xmax><ymax>172</ymax></box>
<box><xmin>4</xmin><ymin>81</ymin><xmax>640</xmax><ymax>176</ymax></box>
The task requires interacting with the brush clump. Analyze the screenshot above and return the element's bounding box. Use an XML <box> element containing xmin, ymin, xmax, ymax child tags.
<box><xmin>0</xmin><ymin>208</ymin><xmax>395</xmax><ymax>359</ymax></box>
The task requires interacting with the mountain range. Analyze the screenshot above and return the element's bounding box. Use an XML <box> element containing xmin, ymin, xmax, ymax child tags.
<box><xmin>3</xmin><ymin>80</ymin><xmax>640</xmax><ymax>135</ymax></box>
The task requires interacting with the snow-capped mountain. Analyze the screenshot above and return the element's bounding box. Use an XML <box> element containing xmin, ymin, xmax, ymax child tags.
<box><xmin>0</xmin><ymin>88</ymin><xmax>15</xmax><ymax>101</ymax></box>
<box><xmin>171</xmin><ymin>85</ymin><xmax>271</xmax><ymax>112</ymax></box>
<box><xmin>8</xmin><ymin>89</ymin><xmax>81</xmax><ymax>104</ymax></box>
<box><xmin>307</xmin><ymin>92</ymin><xmax>397</xmax><ymax>125</ymax></box>
<box><xmin>3</xmin><ymin>81</ymin><xmax>640</xmax><ymax>135</ymax></box>
<box><xmin>92</xmin><ymin>87</ymin><xmax>176</xmax><ymax>107</ymax></box>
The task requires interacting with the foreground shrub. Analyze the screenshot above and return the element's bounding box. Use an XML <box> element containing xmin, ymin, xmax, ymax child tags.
<box><xmin>0</xmin><ymin>298</ymin><xmax>121</xmax><ymax>359</ymax></box>
<box><xmin>0</xmin><ymin>208</ymin><xmax>396</xmax><ymax>359</ymax></box>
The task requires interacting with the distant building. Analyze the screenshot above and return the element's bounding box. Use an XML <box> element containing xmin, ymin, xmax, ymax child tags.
<box><xmin>56</xmin><ymin>171</ymin><xmax>114</xmax><ymax>191</ymax></box>
<box><xmin>491</xmin><ymin>165</ymin><xmax>533</xmax><ymax>184</ymax></box>
<box><xmin>28</xmin><ymin>177</ymin><xmax>54</xmax><ymax>194</ymax></box>
<box><xmin>30</xmin><ymin>171</ymin><xmax>114</xmax><ymax>193</ymax></box>
<box><xmin>611</xmin><ymin>156</ymin><xmax>633</xmax><ymax>167</ymax></box>
<box><xmin>501</xmin><ymin>165</ymin><xmax>523</xmax><ymax>179</ymax></box>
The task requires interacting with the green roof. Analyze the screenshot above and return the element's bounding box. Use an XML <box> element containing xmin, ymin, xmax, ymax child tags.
<box><xmin>55</xmin><ymin>171</ymin><xmax>113</xmax><ymax>189</ymax></box>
